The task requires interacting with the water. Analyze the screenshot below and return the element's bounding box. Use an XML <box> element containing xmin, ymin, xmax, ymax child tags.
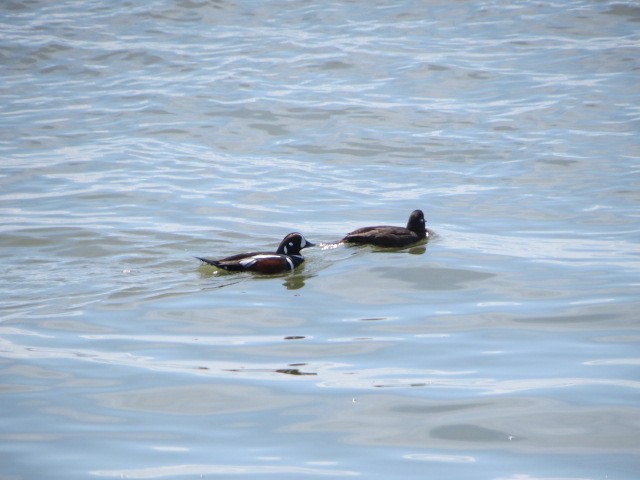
<box><xmin>1</xmin><ymin>1</ymin><xmax>639</xmax><ymax>479</ymax></box>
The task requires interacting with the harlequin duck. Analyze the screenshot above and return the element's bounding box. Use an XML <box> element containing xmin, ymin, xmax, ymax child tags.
<box><xmin>196</xmin><ymin>232</ymin><xmax>315</xmax><ymax>274</ymax></box>
<box><xmin>340</xmin><ymin>209</ymin><xmax>428</xmax><ymax>248</ymax></box>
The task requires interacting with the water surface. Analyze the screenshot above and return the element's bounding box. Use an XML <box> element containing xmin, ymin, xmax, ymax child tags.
<box><xmin>1</xmin><ymin>1</ymin><xmax>639</xmax><ymax>479</ymax></box>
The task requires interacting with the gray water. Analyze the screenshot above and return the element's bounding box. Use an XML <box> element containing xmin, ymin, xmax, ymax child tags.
<box><xmin>1</xmin><ymin>1</ymin><xmax>640</xmax><ymax>479</ymax></box>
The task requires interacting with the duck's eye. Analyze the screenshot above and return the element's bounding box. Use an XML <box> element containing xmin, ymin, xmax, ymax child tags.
<box><xmin>289</xmin><ymin>242</ymin><xmax>294</xmax><ymax>246</ymax></box>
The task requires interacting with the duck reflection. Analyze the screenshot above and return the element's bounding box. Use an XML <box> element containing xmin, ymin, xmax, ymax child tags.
<box><xmin>198</xmin><ymin>264</ymin><xmax>314</xmax><ymax>290</ymax></box>
<box><xmin>282</xmin><ymin>271</ymin><xmax>309</xmax><ymax>290</ymax></box>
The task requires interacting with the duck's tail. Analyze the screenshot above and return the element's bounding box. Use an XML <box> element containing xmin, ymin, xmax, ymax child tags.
<box><xmin>195</xmin><ymin>257</ymin><xmax>221</xmax><ymax>267</ymax></box>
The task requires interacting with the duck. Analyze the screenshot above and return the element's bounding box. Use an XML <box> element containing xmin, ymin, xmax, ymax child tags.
<box><xmin>340</xmin><ymin>209</ymin><xmax>428</xmax><ymax>248</ymax></box>
<box><xmin>196</xmin><ymin>232</ymin><xmax>315</xmax><ymax>274</ymax></box>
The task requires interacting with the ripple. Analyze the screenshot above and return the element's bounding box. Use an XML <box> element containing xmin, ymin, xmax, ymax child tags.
<box><xmin>90</xmin><ymin>464</ymin><xmax>359</xmax><ymax>478</ymax></box>
<box><xmin>1</xmin><ymin>1</ymin><xmax>639</xmax><ymax>478</ymax></box>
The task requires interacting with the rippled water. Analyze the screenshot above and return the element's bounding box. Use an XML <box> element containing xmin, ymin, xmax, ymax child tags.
<box><xmin>2</xmin><ymin>1</ymin><xmax>640</xmax><ymax>479</ymax></box>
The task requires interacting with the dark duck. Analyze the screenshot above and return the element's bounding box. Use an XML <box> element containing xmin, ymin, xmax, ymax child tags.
<box><xmin>340</xmin><ymin>209</ymin><xmax>428</xmax><ymax>248</ymax></box>
<box><xmin>197</xmin><ymin>232</ymin><xmax>314</xmax><ymax>274</ymax></box>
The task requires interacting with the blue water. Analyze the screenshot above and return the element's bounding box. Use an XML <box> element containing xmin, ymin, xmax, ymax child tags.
<box><xmin>1</xmin><ymin>1</ymin><xmax>640</xmax><ymax>479</ymax></box>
